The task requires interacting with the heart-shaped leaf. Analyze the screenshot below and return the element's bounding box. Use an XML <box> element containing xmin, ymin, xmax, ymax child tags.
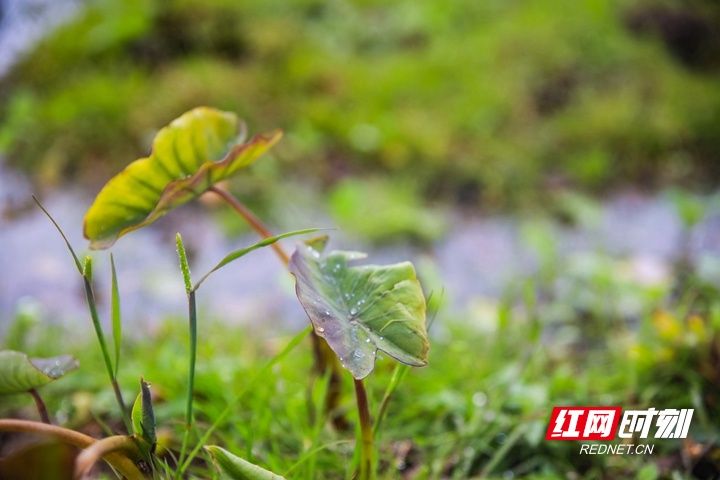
<box><xmin>131</xmin><ymin>378</ymin><xmax>156</xmax><ymax>448</ymax></box>
<box><xmin>205</xmin><ymin>445</ymin><xmax>286</xmax><ymax>480</ymax></box>
<box><xmin>289</xmin><ymin>237</ymin><xmax>429</xmax><ymax>379</ymax></box>
<box><xmin>83</xmin><ymin>107</ymin><xmax>282</xmax><ymax>249</ymax></box>
<box><xmin>0</xmin><ymin>350</ymin><xmax>79</xmax><ymax>394</ymax></box>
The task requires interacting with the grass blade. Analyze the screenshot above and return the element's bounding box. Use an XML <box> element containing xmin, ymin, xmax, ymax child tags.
<box><xmin>175</xmin><ymin>233</ymin><xmax>197</xmax><ymax>474</ymax></box>
<box><xmin>177</xmin><ymin>326</ymin><xmax>312</xmax><ymax>476</ymax></box>
<box><xmin>82</xmin><ymin>256</ymin><xmax>131</xmax><ymax>433</ymax></box>
<box><xmin>110</xmin><ymin>253</ymin><xmax>122</xmax><ymax>377</ymax></box>
<box><xmin>373</xmin><ymin>364</ymin><xmax>409</xmax><ymax>435</ymax></box>
<box><xmin>479</xmin><ymin>423</ymin><xmax>526</xmax><ymax>477</ymax></box>
<box><xmin>193</xmin><ymin>228</ymin><xmax>323</xmax><ymax>291</ymax></box>
<box><xmin>32</xmin><ymin>195</ymin><xmax>82</xmax><ymax>274</ymax></box>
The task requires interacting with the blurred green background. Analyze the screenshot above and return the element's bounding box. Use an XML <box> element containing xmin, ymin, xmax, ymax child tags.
<box><xmin>2</xmin><ymin>0</ymin><xmax>720</xmax><ymax>210</ymax></box>
<box><xmin>2</xmin><ymin>0</ymin><xmax>720</xmax><ymax>479</ymax></box>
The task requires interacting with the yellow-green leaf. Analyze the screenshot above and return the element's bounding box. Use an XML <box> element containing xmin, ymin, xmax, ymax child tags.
<box><xmin>83</xmin><ymin>107</ymin><xmax>282</xmax><ymax>249</ymax></box>
<box><xmin>0</xmin><ymin>350</ymin><xmax>78</xmax><ymax>394</ymax></box>
<box><xmin>205</xmin><ymin>446</ymin><xmax>286</xmax><ymax>480</ymax></box>
<box><xmin>288</xmin><ymin>236</ymin><xmax>429</xmax><ymax>379</ymax></box>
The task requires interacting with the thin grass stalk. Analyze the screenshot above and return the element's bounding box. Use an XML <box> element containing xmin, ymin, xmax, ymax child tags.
<box><xmin>372</xmin><ymin>364</ymin><xmax>409</xmax><ymax>436</ymax></box>
<box><xmin>175</xmin><ymin>234</ymin><xmax>196</xmax><ymax>476</ymax></box>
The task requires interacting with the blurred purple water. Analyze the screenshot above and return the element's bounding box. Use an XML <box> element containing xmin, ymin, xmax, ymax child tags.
<box><xmin>2</xmin><ymin>161</ymin><xmax>720</xmax><ymax>338</ymax></box>
<box><xmin>0</xmin><ymin>0</ymin><xmax>79</xmax><ymax>77</ymax></box>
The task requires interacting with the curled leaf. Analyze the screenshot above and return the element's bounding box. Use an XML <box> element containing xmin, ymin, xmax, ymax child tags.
<box><xmin>131</xmin><ymin>379</ymin><xmax>156</xmax><ymax>449</ymax></box>
<box><xmin>289</xmin><ymin>236</ymin><xmax>429</xmax><ymax>379</ymax></box>
<box><xmin>205</xmin><ymin>446</ymin><xmax>286</xmax><ymax>480</ymax></box>
<box><xmin>74</xmin><ymin>435</ymin><xmax>146</xmax><ymax>480</ymax></box>
<box><xmin>83</xmin><ymin>107</ymin><xmax>282</xmax><ymax>249</ymax></box>
<box><xmin>0</xmin><ymin>350</ymin><xmax>78</xmax><ymax>395</ymax></box>
<box><xmin>0</xmin><ymin>420</ymin><xmax>145</xmax><ymax>480</ymax></box>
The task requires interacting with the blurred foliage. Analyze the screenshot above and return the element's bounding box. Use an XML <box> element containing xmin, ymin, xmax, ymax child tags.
<box><xmin>329</xmin><ymin>177</ymin><xmax>446</xmax><ymax>244</ymax></box>
<box><xmin>1</xmin><ymin>0</ymin><xmax>720</xmax><ymax>210</ymax></box>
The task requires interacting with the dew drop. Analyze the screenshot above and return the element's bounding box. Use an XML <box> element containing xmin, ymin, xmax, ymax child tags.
<box><xmin>317</xmin><ymin>327</ymin><xmax>325</xmax><ymax>333</ymax></box>
<box><xmin>472</xmin><ymin>392</ymin><xmax>487</xmax><ymax>408</ymax></box>
<box><xmin>350</xmin><ymin>307</ymin><xmax>358</xmax><ymax>316</ymax></box>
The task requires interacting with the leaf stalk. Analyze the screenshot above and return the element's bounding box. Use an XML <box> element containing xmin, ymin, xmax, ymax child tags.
<box><xmin>28</xmin><ymin>388</ymin><xmax>51</xmax><ymax>424</ymax></box>
<box><xmin>353</xmin><ymin>378</ymin><xmax>376</xmax><ymax>480</ymax></box>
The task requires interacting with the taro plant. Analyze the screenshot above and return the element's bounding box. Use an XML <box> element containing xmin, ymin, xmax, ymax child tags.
<box><xmin>0</xmin><ymin>350</ymin><xmax>78</xmax><ymax>423</ymax></box>
<box><xmin>82</xmin><ymin>107</ymin><xmax>343</xmax><ymax>425</ymax></box>
<box><xmin>289</xmin><ymin>236</ymin><xmax>430</xmax><ymax>479</ymax></box>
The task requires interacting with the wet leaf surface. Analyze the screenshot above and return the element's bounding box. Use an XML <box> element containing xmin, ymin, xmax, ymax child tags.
<box><xmin>0</xmin><ymin>350</ymin><xmax>78</xmax><ymax>395</ymax></box>
<box><xmin>289</xmin><ymin>236</ymin><xmax>429</xmax><ymax>379</ymax></box>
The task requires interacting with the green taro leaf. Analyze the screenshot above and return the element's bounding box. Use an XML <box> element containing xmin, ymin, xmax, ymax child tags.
<box><xmin>206</xmin><ymin>446</ymin><xmax>286</xmax><ymax>480</ymax></box>
<box><xmin>83</xmin><ymin>107</ymin><xmax>282</xmax><ymax>249</ymax></box>
<box><xmin>0</xmin><ymin>350</ymin><xmax>79</xmax><ymax>394</ymax></box>
<box><xmin>131</xmin><ymin>378</ymin><xmax>156</xmax><ymax>448</ymax></box>
<box><xmin>289</xmin><ymin>236</ymin><xmax>429</xmax><ymax>379</ymax></box>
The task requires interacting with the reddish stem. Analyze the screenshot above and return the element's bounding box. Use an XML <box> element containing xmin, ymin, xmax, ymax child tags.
<box><xmin>28</xmin><ymin>388</ymin><xmax>51</xmax><ymax>424</ymax></box>
<box><xmin>208</xmin><ymin>185</ymin><xmax>348</xmax><ymax>429</ymax></box>
<box><xmin>208</xmin><ymin>186</ymin><xmax>289</xmax><ymax>264</ymax></box>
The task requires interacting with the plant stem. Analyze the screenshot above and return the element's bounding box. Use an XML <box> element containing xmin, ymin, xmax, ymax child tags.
<box><xmin>353</xmin><ymin>379</ymin><xmax>375</xmax><ymax>480</ymax></box>
<box><xmin>208</xmin><ymin>185</ymin><xmax>347</xmax><ymax>429</ymax></box>
<box><xmin>177</xmin><ymin>290</ymin><xmax>197</xmax><ymax>472</ymax></box>
<box><xmin>186</xmin><ymin>292</ymin><xmax>198</xmax><ymax>427</ymax></box>
<box><xmin>0</xmin><ymin>419</ymin><xmax>144</xmax><ymax>479</ymax></box>
<box><xmin>208</xmin><ymin>186</ymin><xmax>289</xmax><ymax>264</ymax></box>
<box><xmin>28</xmin><ymin>388</ymin><xmax>51</xmax><ymax>424</ymax></box>
<box><xmin>82</xmin><ymin>271</ymin><xmax>131</xmax><ymax>433</ymax></box>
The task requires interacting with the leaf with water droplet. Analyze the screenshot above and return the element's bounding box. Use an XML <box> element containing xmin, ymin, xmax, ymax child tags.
<box><xmin>0</xmin><ymin>350</ymin><xmax>78</xmax><ymax>394</ymax></box>
<box><xmin>83</xmin><ymin>107</ymin><xmax>282</xmax><ymax>249</ymax></box>
<box><xmin>289</xmin><ymin>236</ymin><xmax>429</xmax><ymax>379</ymax></box>
<box><xmin>205</xmin><ymin>445</ymin><xmax>286</xmax><ymax>479</ymax></box>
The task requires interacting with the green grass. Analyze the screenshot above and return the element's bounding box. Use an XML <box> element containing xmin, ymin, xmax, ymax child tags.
<box><xmin>2</xmin><ymin>268</ymin><xmax>718</xmax><ymax>479</ymax></box>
